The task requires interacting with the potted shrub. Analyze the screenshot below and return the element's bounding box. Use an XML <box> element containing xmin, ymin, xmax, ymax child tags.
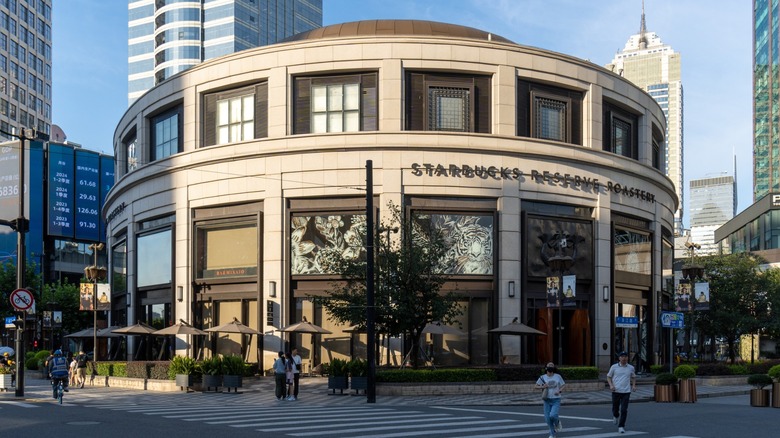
<box><xmin>769</xmin><ymin>365</ymin><xmax>780</xmax><ymax>408</ymax></box>
<box><xmin>653</xmin><ymin>372</ymin><xmax>677</xmax><ymax>403</ymax></box>
<box><xmin>325</xmin><ymin>358</ymin><xmax>349</xmax><ymax>395</ymax></box>
<box><xmin>747</xmin><ymin>374</ymin><xmax>773</xmax><ymax>407</ymax></box>
<box><xmin>198</xmin><ymin>355</ymin><xmax>223</xmax><ymax>392</ymax></box>
<box><xmin>349</xmin><ymin>358</ymin><xmax>368</xmax><ymax>395</ymax></box>
<box><xmin>674</xmin><ymin>364</ymin><xmax>697</xmax><ymax>403</ymax></box>
<box><xmin>169</xmin><ymin>355</ymin><xmax>198</xmax><ymax>390</ymax></box>
<box><xmin>221</xmin><ymin>354</ymin><xmax>245</xmax><ymax>392</ymax></box>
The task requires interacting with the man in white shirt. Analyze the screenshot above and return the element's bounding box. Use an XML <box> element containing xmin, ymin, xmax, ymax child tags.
<box><xmin>606</xmin><ymin>351</ymin><xmax>636</xmax><ymax>434</ymax></box>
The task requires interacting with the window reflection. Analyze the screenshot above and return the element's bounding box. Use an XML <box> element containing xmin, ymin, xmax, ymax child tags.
<box><xmin>137</xmin><ymin>229</ymin><xmax>172</xmax><ymax>287</ymax></box>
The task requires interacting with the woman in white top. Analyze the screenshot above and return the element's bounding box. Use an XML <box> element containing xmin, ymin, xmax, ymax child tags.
<box><xmin>535</xmin><ymin>362</ymin><xmax>566</xmax><ymax>438</ymax></box>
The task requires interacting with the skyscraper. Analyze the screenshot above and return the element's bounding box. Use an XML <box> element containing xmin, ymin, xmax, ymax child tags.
<box><xmin>0</xmin><ymin>0</ymin><xmax>53</xmax><ymax>139</ymax></box>
<box><xmin>127</xmin><ymin>0</ymin><xmax>322</xmax><ymax>104</ymax></box>
<box><xmin>689</xmin><ymin>172</ymin><xmax>736</xmax><ymax>255</ymax></box>
<box><xmin>755</xmin><ymin>0</ymin><xmax>779</xmax><ymax>201</ymax></box>
<box><xmin>606</xmin><ymin>4</ymin><xmax>683</xmax><ymax>235</ymax></box>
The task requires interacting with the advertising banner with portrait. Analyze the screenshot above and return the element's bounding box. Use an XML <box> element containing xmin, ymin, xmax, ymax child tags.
<box><xmin>79</xmin><ymin>282</ymin><xmax>94</xmax><ymax>311</ymax></box>
<box><xmin>562</xmin><ymin>274</ymin><xmax>577</xmax><ymax>307</ymax></box>
<box><xmin>693</xmin><ymin>282</ymin><xmax>709</xmax><ymax>311</ymax></box>
<box><xmin>675</xmin><ymin>281</ymin><xmax>692</xmax><ymax>312</ymax></box>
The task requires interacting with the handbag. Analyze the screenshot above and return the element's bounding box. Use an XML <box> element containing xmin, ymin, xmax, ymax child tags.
<box><xmin>541</xmin><ymin>387</ymin><xmax>549</xmax><ymax>400</ymax></box>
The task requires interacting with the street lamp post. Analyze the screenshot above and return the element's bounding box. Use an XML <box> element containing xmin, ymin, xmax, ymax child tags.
<box><xmin>84</xmin><ymin>243</ymin><xmax>107</xmax><ymax>366</ymax></box>
<box><xmin>0</xmin><ymin>127</ymin><xmax>47</xmax><ymax>397</ymax></box>
<box><xmin>549</xmin><ymin>254</ymin><xmax>573</xmax><ymax>365</ymax></box>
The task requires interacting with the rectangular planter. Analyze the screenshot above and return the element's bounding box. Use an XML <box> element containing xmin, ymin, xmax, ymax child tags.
<box><xmin>202</xmin><ymin>374</ymin><xmax>222</xmax><ymax>392</ymax></box>
<box><xmin>222</xmin><ymin>375</ymin><xmax>243</xmax><ymax>393</ymax></box>
<box><xmin>0</xmin><ymin>374</ymin><xmax>12</xmax><ymax>391</ymax></box>
<box><xmin>351</xmin><ymin>376</ymin><xmax>367</xmax><ymax>395</ymax></box>
<box><xmin>328</xmin><ymin>376</ymin><xmax>349</xmax><ymax>395</ymax></box>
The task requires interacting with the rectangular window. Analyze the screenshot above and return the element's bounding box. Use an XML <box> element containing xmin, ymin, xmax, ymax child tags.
<box><xmin>203</xmin><ymin>82</ymin><xmax>267</xmax><ymax>147</ymax></box>
<box><xmin>518</xmin><ymin>80</ymin><xmax>582</xmax><ymax>144</ymax></box>
<box><xmin>123</xmin><ymin>128</ymin><xmax>138</xmax><ymax>173</ymax></box>
<box><xmin>150</xmin><ymin>106</ymin><xmax>182</xmax><ymax>160</ymax></box>
<box><xmin>311</xmin><ymin>83</ymin><xmax>360</xmax><ymax>133</ymax></box>
<box><xmin>290</xmin><ymin>213</ymin><xmax>367</xmax><ymax>275</ymax></box>
<box><xmin>427</xmin><ymin>86</ymin><xmax>470</xmax><ymax>132</ymax></box>
<box><xmin>137</xmin><ymin>228</ymin><xmax>172</xmax><ymax>288</ymax></box>
<box><xmin>412</xmin><ymin>212</ymin><xmax>494</xmax><ymax>275</ymax></box>
<box><xmin>603</xmin><ymin>102</ymin><xmax>639</xmax><ymax>159</ymax></box>
<box><xmin>406</xmin><ymin>72</ymin><xmax>489</xmax><ymax>133</ymax></box>
<box><xmin>195</xmin><ymin>219</ymin><xmax>258</xmax><ymax>280</ymax></box>
<box><xmin>293</xmin><ymin>73</ymin><xmax>377</xmax><ymax>135</ymax></box>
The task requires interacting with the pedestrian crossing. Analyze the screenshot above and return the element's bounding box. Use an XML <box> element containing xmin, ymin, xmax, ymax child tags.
<box><xmin>85</xmin><ymin>400</ymin><xmax>653</xmax><ymax>437</ymax></box>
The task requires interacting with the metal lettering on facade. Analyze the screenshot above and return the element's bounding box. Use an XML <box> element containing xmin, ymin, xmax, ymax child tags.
<box><xmin>409</xmin><ymin>162</ymin><xmax>656</xmax><ymax>203</ymax></box>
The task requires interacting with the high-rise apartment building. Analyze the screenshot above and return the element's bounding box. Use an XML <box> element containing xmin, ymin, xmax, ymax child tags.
<box><xmin>606</xmin><ymin>5</ymin><xmax>683</xmax><ymax>235</ymax></box>
<box><xmin>689</xmin><ymin>172</ymin><xmax>736</xmax><ymax>255</ymax></box>
<box><xmin>127</xmin><ymin>0</ymin><xmax>322</xmax><ymax>104</ymax></box>
<box><xmin>755</xmin><ymin>0</ymin><xmax>780</xmax><ymax>201</ymax></box>
<box><xmin>0</xmin><ymin>0</ymin><xmax>52</xmax><ymax>139</ymax></box>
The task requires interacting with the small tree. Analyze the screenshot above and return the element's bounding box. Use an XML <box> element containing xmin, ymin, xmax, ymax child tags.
<box><xmin>314</xmin><ymin>202</ymin><xmax>462</xmax><ymax>368</ymax></box>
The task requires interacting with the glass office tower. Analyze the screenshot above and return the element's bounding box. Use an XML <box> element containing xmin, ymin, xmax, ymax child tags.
<box><xmin>128</xmin><ymin>0</ymin><xmax>322</xmax><ymax>105</ymax></box>
<box><xmin>0</xmin><ymin>0</ymin><xmax>52</xmax><ymax>139</ymax></box>
<box><xmin>754</xmin><ymin>0</ymin><xmax>779</xmax><ymax>201</ymax></box>
<box><xmin>690</xmin><ymin>173</ymin><xmax>736</xmax><ymax>255</ymax></box>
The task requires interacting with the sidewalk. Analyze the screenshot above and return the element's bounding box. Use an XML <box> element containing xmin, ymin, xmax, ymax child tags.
<box><xmin>2</xmin><ymin>374</ymin><xmax>751</xmax><ymax>407</ymax></box>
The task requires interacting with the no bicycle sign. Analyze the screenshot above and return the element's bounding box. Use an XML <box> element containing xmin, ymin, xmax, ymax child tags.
<box><xmin>10</xmin><ymin>288</ymin><xmax>34</xmax><ymax>311</ymax></box>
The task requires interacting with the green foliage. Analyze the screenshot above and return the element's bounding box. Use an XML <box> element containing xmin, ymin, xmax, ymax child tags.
<box><xmin>376</xmin><ymin>368</ymin><xmax>496</xmax><ymax>383</ymax></box>
<box><xmin>32</xmin><ymin>350</ymin><xmax>50</xmax><ymax>370</ymax></box>
<box><xmin>655</xmin><ymin>373</ymin><xmax>678</xmax><ymax>385</ymax></box>
<box><xmin>674</xmin><ymin>364</ymin><xmax>696</xmax><ymax>380</ymax></box>
<box><xmin>747</xmin><ymin>361</ymin><xmax>776</xmax><ymax>375</ymax></box>
<box><xmin>649</xmin><ymin>364</ymin><xmax>664</xmax><ymax>375</ymax></box>
<box><xmin>728</xmin><ymin>364</ymin><xmax>750</xmax><ymax>375</ymax></box>
<box><xmin>697</xmin><ymin>253</ymin><xmax>780</xmax><ymax>363</ymax></box>
<box><xmin>95</xmin><ymin>362</ymin><xmax>128</xmax><ymax>378</ymax></box>
<box><xmin>198</xmin><ymin>355</ymin><xmax>224</xmax><ymax>376</ymax></box>
<box><xmin>0</xmin><ymin>364</ymin><xmax>11</xmax><ymax>374</ymax></box>
<box><xmin>168</xmin><ymin>355</ymin><xmax>197</xmax><ymax>378</ymax></box>
<box><xmin>313</xmin><ymin>202</ymin><xmax>463</xmax><ymax>368</ymax></box>
<box><xmin>147</xmin><ymin>362</ymin><xmax>170</xmax><ymax>380</ymax></box>
<box><xmin>348</xmin><ymin>358</ymin><xmax>368</xmax><ymax>377</ymax></box>
<box><xmin>557</xmin><ymin>367</ymin><xmax>599</xmax><ymax>381</ymax></box>
<box><xmin>221</xmin><ymin>354</ymin><xmax>246</xmax><ymax>376</ymax></box>
<box><xmin>695</xmin><ymin>363</ymin><xmax>732</xmax><ymax>376</ymax></box>
<box><xmin>747</xmin><ymin>373</ymin><xmax>773</xmax><ymax>389</ymax></box>
<box><xmin>323</xmin><ymin>358</ymin><xmax>349</xmax><ymax>377</ymax></box>
<box><xmin>768</xmin><ymin>365</ymin><xmax>780</xmax><ymax>381</ymax></box>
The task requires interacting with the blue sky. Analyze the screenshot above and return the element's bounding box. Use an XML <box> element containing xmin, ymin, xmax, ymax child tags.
<box><xmin>51</xmin><ymin>0</ymin><xmax>751</xmax><ymax>224</ymax></box>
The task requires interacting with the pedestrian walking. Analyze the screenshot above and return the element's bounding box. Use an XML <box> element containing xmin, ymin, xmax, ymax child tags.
<box><xmin>607</xmin><ymin>351</ymin><xmax>636</xmax><ymax>434</ymax></box>
<box><xmin>292</xmin><ymin>348</ymin><xmax>302</xmax><ymax>399</ymax></box>
<box><xmin>273</xmin><ymin>351</ymin><xmax>287</xmax><ymax>400</ymax></box>
<box><xmin>69</xmin><ymin>356</ymin><xmax>78</xmax><ymax>386</ymax></box>
<box><xmin>75</xmin><ymin>350</ymin><xmax>88</xmax><ymax>388</ymax></box>
<box><xmin>535</xmin><ymin>362</ymin><xmax>565</xmax><ymax>438</ymax></box>
<box><xmin>285</xmin><ymin>352</ymin><xmax>296</xmax><ymax>400</ymax></box>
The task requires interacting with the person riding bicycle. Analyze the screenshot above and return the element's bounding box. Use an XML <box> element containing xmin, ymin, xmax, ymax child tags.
<box><xmin>47</xmin><ymin>350</ymin><xmax>69</xmax><ymax>399</ymax></box>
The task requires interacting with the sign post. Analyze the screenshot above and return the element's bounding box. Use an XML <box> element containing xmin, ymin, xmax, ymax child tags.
<box><xmin>661</xmin><ymin>311</ymin><xmax>685</xmax><ymax>372</ymax></box>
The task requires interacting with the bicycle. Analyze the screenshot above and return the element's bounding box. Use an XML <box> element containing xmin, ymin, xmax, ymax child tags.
<box><xmin>56</xmin><ymin>379</ymin><xmax>64</xmax><ymax>404</ymax></box>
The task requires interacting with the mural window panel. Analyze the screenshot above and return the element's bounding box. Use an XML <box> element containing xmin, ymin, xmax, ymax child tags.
<box><xmin>195</xmin><ymin>220</ymin><xmax>258</xmax><ymax>280</ymax></box>
<box><xmin>614</xmin><ymin>228</ymin><xmax>651</xmax><ymax>275</ymax></box>
<box><xmin>525</xmin><ymin>215</ymin><xmax>593</xmax><ymax>280</ymax></box>
<box><xmin>290</xmin><ymin>213</ymin><xmax>366</xmax><ymax>275</ymax></box>
<box><xmin>412</xmin><ymin>213</ymin><xmax>494</xmax><ymax>275</ymax></box>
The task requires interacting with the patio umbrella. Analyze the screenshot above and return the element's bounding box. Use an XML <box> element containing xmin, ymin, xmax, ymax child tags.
<box><xmin>64</xmin><ymin>327</ymin><xmax>96</xmax><ymax>338</ymax></box>
<box><xmin>488</xmin><ymin>317</ymin><xmax>546</xmax><ymax>364</ymax></box>
<box><xmin>279</xmin><ymin>317</ymin><xmax>332</xmax><ymax>376</ymax></box>
<box><xmin>153</xmin><ymin>320</ymin><xmax>208</xmax><ymax>361</ymax></box>
<box><xmin>205</xmin><ymin>317</ymin><xmax>262</xmax><ymax>361</ymax></box>
<box><xmin>96</xmin><ymin>326</ymin><xmax>124</xmax><ymax>337</ymax></box>
<box><xmin>422</xmin><ymin>321</ymin><xmax>465</xmax><ymax>336</ymax></box>
<box><xmin>112</xmin><ymin>321</ymin><xmax>157</xmax><ymax>360</ymax></box>
<box><xmin>0</xmin><ymin>346</ymin><xmax>14</xmax><ymax>357</ymax></box>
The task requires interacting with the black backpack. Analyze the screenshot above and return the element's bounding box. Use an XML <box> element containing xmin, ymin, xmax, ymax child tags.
<box><xmin>77</xmin><ymin>354</ymin><xmax>87</xmax><ymax>367</ymax></box>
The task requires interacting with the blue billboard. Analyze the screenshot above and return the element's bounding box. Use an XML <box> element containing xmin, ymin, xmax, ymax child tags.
<box><xmin>100</xmin><ymin>155</ymin><xmax>115</xmax><ymax>237</ymax></box>
<box><xmin>47</xmin><ymin>143</ymin><xmax>75</xmax><ymax>238</ymax></box>
<box><xmin>74</xmin><ymin>149</ymin><xmax>101</xmax><ymax>242</ymax></box>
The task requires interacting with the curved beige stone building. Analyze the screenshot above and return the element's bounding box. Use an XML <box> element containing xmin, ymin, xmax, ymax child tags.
<box><xmin>107</xmin><ymin>20</ymin><xmax>676</xmax><ymax>371</ymax></box>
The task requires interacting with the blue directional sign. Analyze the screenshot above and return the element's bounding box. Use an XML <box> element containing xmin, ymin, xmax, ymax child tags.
<box><xmin>661</xmin><ymin>311</ymin><xmax>685</xmax><ymax>329</ymax></box>
<box><xmin>615</xmin><ymin>316</ymin><xmax>638</xmax><ymax>328</ymax></box>
<box><xmin>4</xmin><ymin>316</ymin><xmax>16</xmax><ymax>329</ymax></box>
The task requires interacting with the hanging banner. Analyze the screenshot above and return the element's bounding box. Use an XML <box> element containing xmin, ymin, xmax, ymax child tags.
<box><xmin>546</xmin><ymin>276</ymin><xmax>559</xmax><ymax>307</ymax></box>
<box><xmin>96</xmin><ymin>283</ymin><xmax>111</xmax><ymax>311</ymax></box>
<box><xmin>79</xmin><ymin>282</ymin><xmax>94</xmax><ymax>311</ymax></box>
<box><xmin>694</xmin><ymin>282</ymin><xmax>710</xmax><ymax>311</ymax></box>
<box><xmin>675</xmin><ymin>281</ymin><xmax>692</xmax><ymax>312</ymax></box>
<box><xmin>562</xmin><ymin>274</ymin><xmax>576</xmax><ymax>307</ymax></box>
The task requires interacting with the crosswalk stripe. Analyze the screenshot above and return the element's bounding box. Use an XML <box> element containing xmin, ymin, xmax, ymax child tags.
<box><xmin>207</xmin><ymin>410</ymin><xmax>433</xmax><ymax>425</ymax></box>
<box><xmin>287</xmin><ymin>419</ymin><xmax>514</xmax><ymax>437</ymax></box>
<box><xmin>451</xmin><ymin>427</ymin><xmax>601</xmax><ymax>438</ymax></box>
<box><xmin>260</xmin><ymin>415</ymin><xmax>481</xmax><ymax>432</ymax></box>
<box><xmin>0</xmin><ymin>401</ymin><xmax>39</xmax><ymax>408</ymax></box>
<box><xmin>163</xmin><ymin>406</ymin><xmax>367</xmax><ymax>418</ymax></box>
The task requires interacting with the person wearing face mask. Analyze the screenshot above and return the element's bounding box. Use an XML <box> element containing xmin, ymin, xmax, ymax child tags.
<box><xmin>535</xmin><ymin>362</ymin><xmax>566</xmax><ymax>438</ymax></box>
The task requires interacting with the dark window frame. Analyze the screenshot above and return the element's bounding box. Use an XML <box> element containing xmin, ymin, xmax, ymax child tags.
<box><xmin>518</xmin><ymin>80</ymin><xmax>582</xmax><ymax>145</ymax></box>
<box><xmin>149</xmin><ymin>105</ymin><xmax>183</xmax><ymax>161</ymax></box>
<box><xmin>293</xmin><ymin>72</ymin><xmax>378</xmax><ymax>135</ymax></box>
<box><xmin>603</xmin><ymin>101</ymin><xmax>639</xmax><ymax>159</ymax></box>
<box><xmin>406</xmin><ymin>71</ymin><xmax>490</xmax><ymax>134</ymax></box>
<box><xmin>425</xmin><ymin>80</ymin><xmax>474</xmax><ymax>132</ymax></box>
<box><xmin>202</xmin><ymin>82</ymin><xmax>268</xmax><ymax>147</ymax></box>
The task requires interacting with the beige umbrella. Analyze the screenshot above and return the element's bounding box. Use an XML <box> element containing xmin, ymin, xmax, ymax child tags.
<box><xmin>205</xmin><ymin>317</ymin><xmax>262</xmax><ymax>361</ymax></box>
<box><xmin>113</xmin><ymin>321</ymin><xmax>157</xmax><ymax>360</ymax></box>
<box><xmin>96</xmin><ymin>326</ymin><xmax>124</xmax><ymax>337</ymax></box>
<box><xmin>153</xmin><ymin>320</ymin><xmax>208</xmax><ymax>360</ymax></box>
<box><xmin>279</xmin><ymin>316</ymin><xmax>332</xmax><ymax>334</ymax></box>
<box><xmin>488</xmin><ymin>317</ymin><xmax>546</xmax><ymax>364</ymax></box>
<box><xmin>422</xmin><ymin>321</ymin><xmax>465</xmax><ymax>336</ymax></box>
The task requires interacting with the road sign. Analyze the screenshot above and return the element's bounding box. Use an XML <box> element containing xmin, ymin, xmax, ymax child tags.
<box><xmin>10</xmin><ymin>288</ymin><xmax>34</xmax><ymax>311</ymax></box>
<box><xmin>615</xmin><ymin>316</ymin><xmax>638</xmax><ymax>328</ymax></box>
<box><xmin>4</xmin><ymin>316</ymin><xmax>15</xmax><ymax>329</ymax></box>
<box><xmin>661</xmin><ymin>311</ymin><xmax>685</xmax><ymax>329</ymax></box>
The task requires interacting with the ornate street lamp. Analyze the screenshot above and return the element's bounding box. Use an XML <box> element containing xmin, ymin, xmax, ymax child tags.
<box><xmin>681</xmin><ymin>241</ymin><xmax>703</xmax><ymax>280</ymax></box>
<box><xmin>85</xmin><ymin>243</ymin><xmax>107</xmax><ymax>364</ymax></box>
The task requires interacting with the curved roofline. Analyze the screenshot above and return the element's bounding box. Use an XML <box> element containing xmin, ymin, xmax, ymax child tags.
<box><xmin>281</xmin><ymin>19</ymin><xmax>515</xmax><ymax>44</ymax></box>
